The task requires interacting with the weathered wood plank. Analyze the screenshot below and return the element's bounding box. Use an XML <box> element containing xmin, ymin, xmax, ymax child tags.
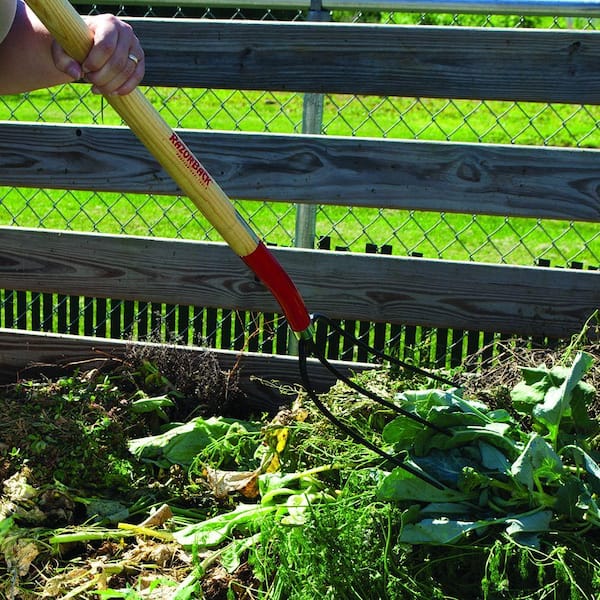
<box><xmin>0</xmin><ymin>228</ymin><xmax>596</xmax><ymax>338</ymax></box>
<box><xmin>75</xmin><ymin>0</ymin><xmax>600</xmax><ymax>17</ymax></box>
<box><xmin>1</xmin><ymin>123</ymin><xmax>599</xmax><ymax>222</ymax></box>
<box><xmin>126</xmin><ymin>19</ymin><xmax>600</xmax><ymax>104</ymax></box>
<box><xmin>0</xmin><ymin>329</ymin><xmax>369</xmax><ymax>409</ymax></box>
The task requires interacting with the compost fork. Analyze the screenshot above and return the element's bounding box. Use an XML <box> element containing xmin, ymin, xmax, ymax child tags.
<box><xmin>28</xmin><ymin>0</ymin><xmax>453</xmax><ymax>488</ymax></box>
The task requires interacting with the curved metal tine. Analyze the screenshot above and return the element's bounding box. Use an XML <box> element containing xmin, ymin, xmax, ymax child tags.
<box><xmin>306</xmin><ymin>338</ymin><xmax>451</xmax><ymax>436</ymax></box>
<box><xmin>298</xmin><ymin>340</ymin><xmax>446</xmax><ymax>490</ymax></box>
<box><xmin>313</xmin><ymin>313</ymin><xmax>455</xmax><ymax>387</ymax></box>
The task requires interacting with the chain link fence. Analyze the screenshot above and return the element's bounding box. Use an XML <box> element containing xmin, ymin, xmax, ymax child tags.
<box><xmin>0</xmin><ymin>1</ymin><xmax>598</xmax><ymax>365</ymax></box>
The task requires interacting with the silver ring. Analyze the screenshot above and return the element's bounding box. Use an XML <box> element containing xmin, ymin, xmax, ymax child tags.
<box><xmin>128</xmin><ymin>53</ymin><xmax>139</xmax><ymax>66</ymax></box>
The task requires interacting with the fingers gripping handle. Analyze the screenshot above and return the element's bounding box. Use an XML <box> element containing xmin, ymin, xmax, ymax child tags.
<box><xmin>26</xmin><ymin>0</ymin><xmax>313</xmax><ymax>335</ymax></box>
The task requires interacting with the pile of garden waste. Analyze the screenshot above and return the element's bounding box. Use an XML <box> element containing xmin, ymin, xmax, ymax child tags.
<box><xmin>1</xmin><ymin>336</ymin><xmax>600</xmax><ymax>599</ymax></box>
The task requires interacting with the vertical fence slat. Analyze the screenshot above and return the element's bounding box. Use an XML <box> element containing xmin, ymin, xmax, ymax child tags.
<box><xmin>110</xmin><ymin>299</ymin><xmax>122</xmax><ymax>339</ymax></box>
<box><xmin>83</xmin><ymin>297</ymin><xmax>94</xmax><ymax>337</ymax></box>
<box><xmin>206</xmin><ymin>308</ymin><xmax>218</xmax><ymax>347</ymax></box>
<box><xmin>96</xmin><ymin>298</ymin><xmax>107</xmax><ymax>338</ymax></box>
<box><xmin>69</xmin><ymin>295</ymin><xmax>79</xmax><ymax>335</ymax></box>
<box><xmin>16</xmin><ymin>291</ymin><xmax>27</xmax><ymax>330</ymax></box>
<box><xmin>57</xmin><ymin>294</ymin><xmax>67</xmax><ymax>333</ymax></box>
<box><xmin>137</xmin><ymin>301</ymin><xmax>149</xmax><ymax>340</ymax></box>
<box><xmin>31</xmin><ymin>292</ymin><xmax>41</xmax><ymax>331</ymax></box>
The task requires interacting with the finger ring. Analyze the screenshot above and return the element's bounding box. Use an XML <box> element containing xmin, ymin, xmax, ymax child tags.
<box><xmin>128</xmin><ymin>53</ymin><xmax>139</xmax><ymax>66</ymax></box>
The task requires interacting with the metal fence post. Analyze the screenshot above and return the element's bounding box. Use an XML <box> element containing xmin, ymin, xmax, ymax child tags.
<box><xmin>289</xmin><ymin>0</ymin><xmax>331</xmax><ymax>355</ymax></box>
<box><xmin>295</xmin><ymin>2</ymin><xmax>330</xmax><ymax>250</ymax></box>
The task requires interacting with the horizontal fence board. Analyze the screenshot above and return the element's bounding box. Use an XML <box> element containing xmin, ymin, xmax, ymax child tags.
<box><xmin>0</xmin><ymin>228</ymin><xmax>596</xmax><ymax>338</ymax></box>
<box><xmin>2</xmin><ymin>123</ymin><xmax>599</xmax><ymax>221</ymax></box>
<box><xmin>74</xmin><ymin>0</ymin><xmax>600</xmax><ymax>16</ymax></box>
<box><xmin>0</xmin><ymin>328</ymin><xmax>366</xmax><ymax>406</ymax></box>
<box><xmin>126</xmin><ymin>19</ymin><xmax>600</xmax><ymax>104</ymax></box>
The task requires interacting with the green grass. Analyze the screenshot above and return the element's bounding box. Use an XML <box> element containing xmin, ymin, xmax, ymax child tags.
<box><xmin>0</xmin><ymin>84</ymin><xmax>598</xmax><ymax>267</ymax></box>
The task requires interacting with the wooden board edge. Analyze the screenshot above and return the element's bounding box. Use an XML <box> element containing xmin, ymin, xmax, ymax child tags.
<box><xmin>0</xmin><ymin>328</ymin><xmax>374</xmax><ymax>412</ymax></box>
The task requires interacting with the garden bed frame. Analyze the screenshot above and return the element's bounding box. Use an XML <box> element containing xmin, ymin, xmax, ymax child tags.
<box><xmin>0</xmin><ymin>14</ymin><xmax>598</xmax><ymax>404</ymax></box>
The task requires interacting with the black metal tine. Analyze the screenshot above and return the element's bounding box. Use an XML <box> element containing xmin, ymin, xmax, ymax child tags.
<box><xmin>313</xmin><ymin>313</ymin><xmax>456</xmax><ymax>387</ymax></box>
<box><xmin>309</xmin><ymin>340</ymin><xmax>451</xmax><ymax>436</ymax></box>
<box><xmin>298</xmin><ymin>339</ymin><xmax>446</xmax><ymax>490</ymax></box>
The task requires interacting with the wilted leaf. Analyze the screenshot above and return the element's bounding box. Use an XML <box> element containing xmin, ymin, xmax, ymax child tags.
<box><xmin>3</xmin><ymin>537</ymin><xmax>40</xmax><ymax>576</ymax></box>
<box><xmin>205</xmin><ymin>467</ymin><xmax>260</xmax><ymax>500</ymax></box>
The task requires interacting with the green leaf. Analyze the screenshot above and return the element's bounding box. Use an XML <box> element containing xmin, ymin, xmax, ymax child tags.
<box><xmin>220</xmin><ymin>534</ymin><xmax>261</xmax><ymax>573</ymax></box>
<box><xmin>554</xmin><ymin>478</ymin><xmax>591</xmax><ymax>521</ymax></box>
<box><xmin>381</xmin><ymin>416</ymin><xmax>423</xmax><ymax>450</ymax></box>
<box><xmin>399</xmin><ymin>517</ymin><xmax>488</xmax><ymax>544</ymax></box>
<box><xmin>561</xmin><ymin>445</ymin><xmax>600</xmax><ymax>495</ymax></box>
<box><xmin>412</xmin><ymin>449</ymin><xmax>477</xmax><ymax>486</ymax></box>
<box><xmin>173</xmin><ymin>503</ymin><xmax>277</xmax><ymax>548</ymax></box>
<box><xmin>478</xmin><ymin>441</ymin><xmax>511</xmax><ymax>473</ymax></box>
<box><xmin>505</xmin><ymin>510</ymin><xmax>552</xmax><ymax>536</ymax></box>
<box><xmin>510</xmin><ymin>434</ymin><xmax>563</xmax><ymax>490</ymax></box>
<box><xmin>532</xmin><ymin>352</ymin><xmax>593</xmax><ymax>432</ymax></box>
<box><xmin>376</xmin><ymin>467</ymin><xmax>468</xmax><ymax>503</ymax></box>
<box><xmin>568</xmin><ymin>381</ymin><xmax>598</xmax><ymax>435</ymax></box>
<box><xmin>130</xmin><ymin>395</ymin><xmax>175</xmax><ymax>421</ymax></box>
<box><xmin>128</xmin><ymin>416</ymin><xmax>259</xmax><ymax>467</ymax></box>
<box><xmin>415</xmin><ymin>422</ymin><xmax>514</xmax><ymax>457</ymax></box>
<box><xmin>0</xmin><ymin>517</ymin><xmax>14</xmax><ymax>537</ymax></box>
<box><xmin>420</xmin><ymin>502</ymin><xmax>472</xmax><ymax>515</ymax></box>
<box><xmin>510</xmin><ymin>379</ymin><xmax>547</xmax><ymax>417</ymax></box>
<box><xmin>504</xmin><ymin>510</ymin><xmax>552</xmax><ymax>548</ymax></box>
<box><xmin>396</xmin><ymin>388</ymin><xmax>464</xmax><ymax>415</ymax></box>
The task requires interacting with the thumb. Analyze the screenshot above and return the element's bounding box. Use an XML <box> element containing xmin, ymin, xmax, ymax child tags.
<box><xmin>51</xmin><ymin>39</ymin><xmax>84</xmax><ymax>81</ymax></box>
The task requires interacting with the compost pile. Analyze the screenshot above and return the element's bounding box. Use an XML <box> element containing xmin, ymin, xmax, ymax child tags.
<box><xmin>1</xmin><ymin>335</ymin><xmax>600</xmax><ymax>600</ymax></box>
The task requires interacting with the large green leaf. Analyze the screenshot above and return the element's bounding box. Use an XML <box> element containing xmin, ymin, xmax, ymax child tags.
<box><xmin>376</xmin><ymin>467</ymin><xmax>468</xmax><ymax>503</ymax></box>
<box><xmin>510</xmin><ymin>433</ymin><xmax>563</xmax><ymax>490</ymax></box>
<box><xmin>561</xmin><ymin>445</ymin><xmax>600</xmax><ymax>495</ymax></box>
<box><xmin>511</xmin><ymin>352</ymin><xmax>593</xmax><ymax>435</ymax></box>
<box><xmin>399</xmin><ymin>517</ymin><xmax>489</xmax><ymax>544</ymax></box>
<box><xmin>128</xmin><ymin>416</ymin><xmax>260</xmax><ymax>467</ymax></box>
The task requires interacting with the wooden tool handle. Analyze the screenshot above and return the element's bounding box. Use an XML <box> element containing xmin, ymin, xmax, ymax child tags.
<box><xmin>26</xmin><ymin>0</ymin><xmax>256</xmax><ymax>257</ymax></box>
<box><xmin>25</xmin><ymin>0</ymin><xmax>312</xmax><ymax>335</ymax></box>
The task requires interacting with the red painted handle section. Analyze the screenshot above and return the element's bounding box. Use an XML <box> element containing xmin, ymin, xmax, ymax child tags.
<box><xmin>242</xmin><ymin>242</ymin><xmax>312</xmax><ymax>334</ymax></box>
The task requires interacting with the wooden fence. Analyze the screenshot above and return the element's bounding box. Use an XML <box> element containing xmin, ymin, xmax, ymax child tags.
<box><xmin>0</xmin><ymin>17</ymin><xmax>598</xmax><ymax>402</ymax></box>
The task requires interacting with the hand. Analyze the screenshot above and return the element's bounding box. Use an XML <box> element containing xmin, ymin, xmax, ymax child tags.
<box><xmin>51</xmin><ymin>13</ymin><xmax>144</xmax><ymax>96</ymax></box>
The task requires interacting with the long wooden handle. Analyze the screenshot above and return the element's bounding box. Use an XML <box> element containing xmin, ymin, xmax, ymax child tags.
<box><xmin>26</xmin><ymin>0</ymin><xmax>312</xmax><ymax>335</ymax></box>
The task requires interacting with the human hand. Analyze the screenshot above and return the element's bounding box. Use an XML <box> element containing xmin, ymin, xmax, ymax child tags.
<box><xmin>52</xmin><ymin>13</ymin><xmax>144</xmax><ymax>95</ymax></box>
